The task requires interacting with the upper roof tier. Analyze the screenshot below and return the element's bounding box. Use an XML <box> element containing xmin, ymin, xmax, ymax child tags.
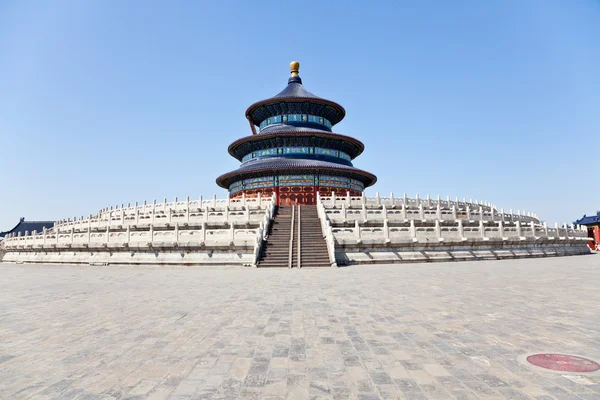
<box><xmin>245</xmin><ymin>61</ymin><xmax>346</xmax><ymax>131</ymax></box>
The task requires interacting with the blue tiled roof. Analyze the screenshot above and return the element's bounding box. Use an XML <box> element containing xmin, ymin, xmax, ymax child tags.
<box><xmin>258</xmin><ymin>124</ymin><xmax>327</xmax><ymax>135</ymax></box>
<box><xmin>574</xmin><ymin>213</ymin><xmax>600</xmax><ymax>226</ymax></box>
<box><xmin>216</xmin><ymin>157</ymin><xmax>377</xmax><ymax>188</ymax></box>
<box><xmin>235</xmin><ymin>157</ymin><xmax>360</xmax><ymax>173</ymax></box>
<box><xmin>227</xmin><ymin>131</ymin><xmax>366</xmax><ymax>161</ymax></box>
<box><xmin>272</xmin><ymin>79</ymin><xmax>320</xmax><ymax>99</ymax></box>
<box><xmin>245</xmin><ymin>73</ymin><xmax>346</xmax><ymax>127</ymax></box>
<box><xmin>0</xmin><ymin>218</ymin><xmax>55</xmax><ymax>237</ymax></box>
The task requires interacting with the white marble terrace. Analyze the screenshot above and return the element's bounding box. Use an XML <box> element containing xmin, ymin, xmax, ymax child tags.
<box><xmin>316</xmin><ymin>192</ymin><xmax>589</xmax><ymax>251</ymax></box>
<box><xmin>3</xmin><ymin>194</ymin><xmax>276</xmax><ymax>266</ymax></box>
<box><xmin>3</xmin><ymin>191</ymin><xmax>590</xmax><ymax>266</ymax></box>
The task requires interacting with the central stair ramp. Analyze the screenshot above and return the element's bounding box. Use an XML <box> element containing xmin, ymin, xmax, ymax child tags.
<box><xmin>257</xmin><ymin>205</ymin><xmax>331</xmax><ymax>268</ymax></box>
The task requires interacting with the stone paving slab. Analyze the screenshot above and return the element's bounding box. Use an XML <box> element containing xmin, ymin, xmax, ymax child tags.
<box><xmin>1</xmin><ymin>255</ymin><xmax>600</xmax><ymax>399</ymax></box>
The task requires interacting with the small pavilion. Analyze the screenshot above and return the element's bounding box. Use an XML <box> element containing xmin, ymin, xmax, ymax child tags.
<box><xmin>574</xmin><ymin>212</ymin><xmax>600</xmax><ymax>250</ymax></box>
<box><xmin>0</xmin><ymin>218</ymin><xmax>55</xmax><ymax>239</ymax></box>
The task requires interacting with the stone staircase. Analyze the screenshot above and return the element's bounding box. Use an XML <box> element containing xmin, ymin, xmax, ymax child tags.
<box><xmin>258</xmin><ymin>205</ymin><xmax>331</xmax><ymax>268</ymax></box>
<box><xmin>258</xmin><ymin>206</ymin><xmax>294</xmax><ymax>268</ymax></box>
<box><xmin>297</xmin><ymin>205</ymin><xmax>331</xmax><ymax>268</ymax></box>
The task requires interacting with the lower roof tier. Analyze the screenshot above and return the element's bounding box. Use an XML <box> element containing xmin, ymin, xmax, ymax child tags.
<box><xmin>228</xmin><ymin>130</ymin><xmax>365</xmax><ymax>161</ymax></box>
<box><xmin>215</xmin><ymin>157</ymin><xmax>377</xmax><ymax>189</ymax></box>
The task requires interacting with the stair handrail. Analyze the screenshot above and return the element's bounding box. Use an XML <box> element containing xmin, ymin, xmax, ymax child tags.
<box><xmin>253</xmin><ymin>192</ymin><xmax>277</xmax><ymax>267</ymax></box>
<box><xmin>288</xmin><ymin>205</ymin><xmax>295</xmax><ymax>269</ymax></box>
<box><xmin>263</xmin><ymin>193</ymin><xmax>277</xmax><ymax>240</ymax></box>
<box><xmin>297</xmin><ymin>205</ymin><xmax>302</xmax><ymax>268</ymax></box>
<box><xmin>316</xmin><ymin>195</ymin><xmax>338</xmax><ymax>267</ymax></box>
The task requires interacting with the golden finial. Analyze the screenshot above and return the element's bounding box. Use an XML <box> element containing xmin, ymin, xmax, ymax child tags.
<box><xmin>290</xmin><ymin>61</ymin><xmax>300</xmax><ymax>77</ymax></box>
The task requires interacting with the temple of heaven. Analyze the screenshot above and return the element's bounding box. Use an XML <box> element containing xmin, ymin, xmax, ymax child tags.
<box><xmin>216</xmin><ymin>61</ymin><xmax>376</xmax><ymax>205</ymax></box>
<box><xmin>1</xmin><ymin>61</ymin><xmax>591</xmax><ymax>267</ymax></box>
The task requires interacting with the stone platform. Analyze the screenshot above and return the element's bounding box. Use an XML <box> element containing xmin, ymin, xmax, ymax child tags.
<box><xmin>1</xmin><ymin>256</ymin><xmax>600</xmax><ymax>399</ymax></box>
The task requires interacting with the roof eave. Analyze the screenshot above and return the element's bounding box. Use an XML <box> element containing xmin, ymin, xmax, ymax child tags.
<box><xmin>227</xmin><ymin>131</ymin><xmax>365</xmax><ymax>161</ymax></box>
<box><xmin>216</xmin><ymin>166</ymin><xmax>376</xmax><ymax>189</ymax></box>
<box><xmin>245</xmin><ymin>97</ymin><xmax>346</xmax><ymax>126</ymax></box>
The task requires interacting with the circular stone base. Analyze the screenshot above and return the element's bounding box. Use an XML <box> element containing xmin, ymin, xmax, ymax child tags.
<box><xmin>526</xmin><ymin>354</ymin><xmax>600</xmax><ymax>373</ymax></box>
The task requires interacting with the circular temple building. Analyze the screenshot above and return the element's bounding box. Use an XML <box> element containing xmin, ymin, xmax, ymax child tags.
<box><xmin>216</xmin><ymin>62</ymin><xmax>376</xmax><ymax>205</ymax></box>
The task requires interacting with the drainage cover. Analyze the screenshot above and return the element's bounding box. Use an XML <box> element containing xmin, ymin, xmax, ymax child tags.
<box><xmin>527</xmin><ymin>354</ymin><xmax>600</xmax><ymax>373</ymax></box>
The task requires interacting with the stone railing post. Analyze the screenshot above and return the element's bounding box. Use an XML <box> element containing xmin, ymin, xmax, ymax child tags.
<box><xmin>186</xmin><ymin>196</ymin><xmax>190</xmax><ymax>222</ymax></box>
<box><xmin>383</xmin><ymin>219</ymin><xmax>390</xmax><ymax>242</ymax></box>
<box><xmin>410</xmin><ymin>219</ymin><xmax>416</xmax><ymax>239</ymax></box>
<box><xmin>418</xmin><ymin>204</ymin><xmax>424</xmax><ymax>220</ymax></box>
<box><xmin>498</xmin><ymin>220</ymin><xmax>504</xmax><ymax>238</ymax></box>
<box><xmin>435</xmin><ymin>220</ymin><xmax>441</xmax><ymax>239</ymax></box>
<box><xmin>458</xmin><ymin>219</ymin><xmax>464</xmax><ymax>239</ymax></box>
<box><xmin>401</xmin><ymin>203</ymin><xmax>407</xmax><ymax>219</ymax></box>
<box><xmin>152</xmin><ymin>199</ymin><xmax>157</xmax><ymax>224</ymax></box>
<box><xmin>375</xmin><ymin>192</ymin><xmax>380</xmax><ymax>206</ymax></box>
<box><xmin>466</xmin><ymin>205</ymin><xmax>471</xmax><ymax>220</ymax></box>
<box><xmin>479</xmin><ymin>220</ymin><xmax>485</xmax><ymax>238</ymax></box>
<box><xmin>202</xmin><ymin>222</ymin><xmax>207</xmax><ymax>243</ymax></box>
<box><xmin>516</xmin><ymin>220</ymin><xmax>522</xmax><ymax>237</ymax></box>
<box><xmin>452</xmin><ymin>205</ymin><xmax>457</xmax><ymax>219</ymax></box>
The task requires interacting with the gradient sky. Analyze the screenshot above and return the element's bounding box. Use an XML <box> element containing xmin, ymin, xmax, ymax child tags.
<box><xmin>1</xmin><ymin>0</ymin><xmax>598</xmax><ymax>229</ymax></box>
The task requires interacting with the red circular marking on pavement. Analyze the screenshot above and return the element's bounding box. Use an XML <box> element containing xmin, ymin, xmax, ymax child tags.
<box><xmin>527</xmin><ymin>354</ymin><xmax>600</xmax><ymax>373</ymax></box>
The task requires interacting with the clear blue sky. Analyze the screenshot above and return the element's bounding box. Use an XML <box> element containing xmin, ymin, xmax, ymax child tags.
<box><xmin>1</xmin><ymin>0</ymin><xmax>598</xmax><ymax>229</ymax></box>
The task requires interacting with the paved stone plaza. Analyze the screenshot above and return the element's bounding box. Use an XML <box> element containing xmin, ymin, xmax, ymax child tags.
<box><xmin>1</xmin><ymin>256</ymin><xmax>600</xmax><ymax>400</ymax></box>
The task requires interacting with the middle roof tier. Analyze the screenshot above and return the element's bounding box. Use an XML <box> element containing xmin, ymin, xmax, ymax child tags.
<box><xmin>228</xmin><ymin>129</ymin><xmax>365</xmax><ymax>162</ymax></box>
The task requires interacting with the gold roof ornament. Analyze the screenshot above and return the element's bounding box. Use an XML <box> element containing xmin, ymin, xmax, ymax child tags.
<box><xmin>290</xmin><ymin>61</ymin><xmax>300</xmax><ymax>77</ymax></box>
